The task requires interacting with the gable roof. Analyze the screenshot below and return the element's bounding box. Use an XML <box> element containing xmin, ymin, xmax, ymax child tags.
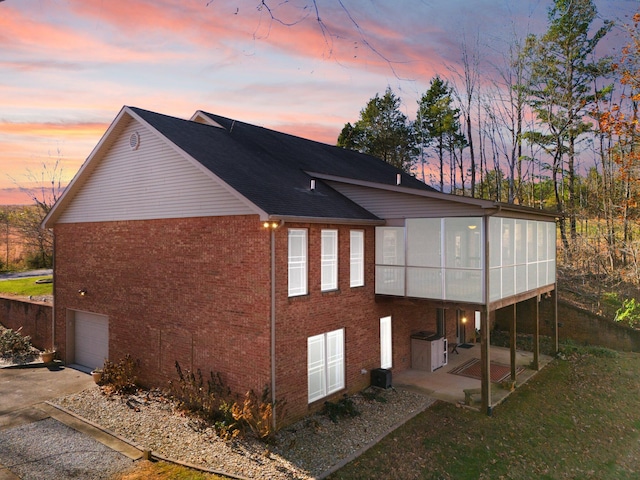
<box><xmin>129</xmin><ymin>107</ymin><xmax>434</xmax><ymax>222</ymax></box>
<box><xmin>45</xmin><ymin>106</ymin><xmax>556</xmax><ymax>228</ymax></box>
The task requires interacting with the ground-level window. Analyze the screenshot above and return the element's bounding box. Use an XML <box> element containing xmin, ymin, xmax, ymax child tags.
<box><xmin>308</xmin><ymin>328</ymin><xmax>345</xmax><ymax>403</ymax></box>
<box><xmin>380</xmin><ymin>316</ymin><xmax>392</xmax><ymax>369</ymax></box>
<box><xmin>350</xmin><ymin>230</ymin><xmax>364</xmax><ymax>287</ymax></box>
<box><xmin>288</xmin><ymin>229</ymin><xmax>307</xmax><ymax>297</ymax></box>
<box><xmin>321</xmin><ymin>230</ymin><xmax>338</xmax><ymax>291</ymax></box>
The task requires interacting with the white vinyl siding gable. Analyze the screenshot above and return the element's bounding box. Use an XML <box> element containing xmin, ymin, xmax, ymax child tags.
<box><xmin>321</xmin><ymin>230</ymin><xmax>338</xmax><ymax>291</ymax></box>
<box><xmin>350</xmin><ymin>230</ymin><xmax>364</xmax><ymax>287</ymax></box>
<box><xmin>288</xmin><ymin>229</ymin><xmax>308</xmax><ymax>297</ymax></box>
<box><xmin>57</xmin><ymin>118</ymin><xmax>256</xmax><ymax>223</ymax></box>
<box><xmin>308</xmin><ymin>329</ymin><xmax>345</xmax><ymax>403</ymax></box>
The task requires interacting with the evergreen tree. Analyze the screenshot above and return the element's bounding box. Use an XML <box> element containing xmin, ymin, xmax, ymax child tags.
<box><xmin>523</xmin><ymin>0</ymin><xmax>613</xmax><ymax>248</ymax></box>
<box><xmin>416</xmin><ymin>76</ymin><xmax>463</xmax><ymax>192</ymax></box>
<box><xmin>337</xmin><ymin>87</ymin><xmax>416</xmax><ymax>173</ymax></box>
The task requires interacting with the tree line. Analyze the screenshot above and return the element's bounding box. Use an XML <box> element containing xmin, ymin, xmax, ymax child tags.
<box><xmin>337</xmin><ymin>0</ymin><xmax>640</xmax><ymax>287</ymax></box>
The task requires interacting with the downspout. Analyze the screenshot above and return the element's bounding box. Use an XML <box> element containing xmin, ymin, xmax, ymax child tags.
<box><xmin>270</xmin><ymin>227</ymin><xmax>277</xmax><ymax>431</ymax></box>
<box><xmin>51</xmin><ymin>230</ymin><xmax>56</xmax><ymax>352</ymax></box>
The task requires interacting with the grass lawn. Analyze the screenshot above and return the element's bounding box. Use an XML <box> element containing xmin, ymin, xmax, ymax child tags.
<box><xmin>0</xmin><ymin>276</ymin><xmax>52</xmax><ymax>297</ymax></box>
<box><xmin>330</xmin><ymin>349</ymin><xmax>640</xmax><ymax>480</ymax></box>
<box><xmin>115</xmin><ymin>348</ymin><xmax>640</xmax><ymax>479</ymax></box>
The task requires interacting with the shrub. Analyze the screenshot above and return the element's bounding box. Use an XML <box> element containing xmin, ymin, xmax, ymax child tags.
<box><xmin>0</xmin><ymin>326</ymin><xmax>32</xmax><ymax>356</ymax></box>
<box><xmin>323</xmin><ymin>395</ymin><xmax>360</xmax><ymax>423</ymax></box>
<box><xmin>232</xmin><ymin>386</ymin><xmax>285</xmax><ymax>442</ymax></box>
<box><xmin>559</xmin><ymin>339</ymin><xmax>618</xmax><ymax>358</ymax></box>
<box><xmin>169</xmin><ymin>362</ymin><xmax>237</xmax><ymax>438</ymax></box>
<box><xmin>615</xmin><ymin>298</ymin><xmax>640</xmax><ymax>329</ymax></box>
<box><xmin>169</xmin><ymin>363</ymin><xmax>285</xmax><ymax>441</ymax></box>
<box><xmin>100</xmin><ymin>354</ymin><xmax>139</xmax><ymax>395</ymax></box>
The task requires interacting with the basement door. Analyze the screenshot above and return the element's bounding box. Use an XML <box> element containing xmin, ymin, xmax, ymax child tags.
<box><xmin>73</xmin><ymin>311</ymin><xmax>109</xmax><ymax>371</ymax></box>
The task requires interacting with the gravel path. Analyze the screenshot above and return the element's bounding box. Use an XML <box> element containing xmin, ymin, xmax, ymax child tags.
<box><xmin>0</xmin><ymin>417</ymin><xmax>133</xmax><ymax>480</ymax></box>
<box><xmin>54</xmin><ymin>387</ymin><xmax>435</xmax><ymax>479</ymax></box>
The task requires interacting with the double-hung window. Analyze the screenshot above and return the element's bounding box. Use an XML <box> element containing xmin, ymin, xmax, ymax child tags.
<box><xmin>350</xmin><ymin>230</ymin><xmax>364</xmax><ymax>287</ymax></box>
<box><xmin>308</xmin><ymin>328</ymin><xmax>345</xmax><ymax>403</ymax></box>
<box><xmin>321</xmin><ymin>230</ymin><xmax>338</xmax><ymax>291</ymax></box>
<box><xmin>288</xmin><ymin>229</ymin><xmax>307</xmax><ymax>297</ymax></box>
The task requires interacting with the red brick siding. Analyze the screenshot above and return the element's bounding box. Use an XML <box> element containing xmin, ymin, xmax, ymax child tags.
<box><xmin>53</xmin><ymin>215</ymin><xmax>272</xmax><ymax>396</ymax></box>
<box><xmin>0</xmin><ymin>297</ymin><xmax>52</xmax><ymax>350</ymax></box>
<box><xmin>54</xmin><ymin>215</ymin><xmax>480</xmax><ymax>426</ymax></box>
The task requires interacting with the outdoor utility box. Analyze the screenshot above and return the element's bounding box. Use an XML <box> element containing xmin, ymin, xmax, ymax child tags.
<box><xmin>371</xmin><ymin>368</ymin><xmax>392</xmax><ymax>389</ymax></box>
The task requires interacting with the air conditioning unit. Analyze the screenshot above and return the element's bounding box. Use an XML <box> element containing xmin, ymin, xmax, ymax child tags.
<box><xmin>371</xmin><ymin>368</ymin><xmax>392</xmax><ymax>389</ymax></box>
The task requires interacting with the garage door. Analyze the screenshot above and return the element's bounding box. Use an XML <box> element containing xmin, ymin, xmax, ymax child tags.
<box><xmin>74</xmin><ymin>311</ymin><xmax>109</xmax><ymax>370</ymax></box>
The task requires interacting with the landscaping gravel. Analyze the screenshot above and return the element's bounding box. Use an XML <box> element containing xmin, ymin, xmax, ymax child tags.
<box><xmin>0</xmin><ymin>417</ymin><xmax>133</xmax><ymax>480</ymax></box>
<box><xmin>53</xmin><ymin>386</ymin><xmax>435</xmax><ymax>479</ymax></box>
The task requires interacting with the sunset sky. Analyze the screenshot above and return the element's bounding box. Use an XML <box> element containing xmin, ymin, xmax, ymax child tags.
<box><xmin>0</xmin><ymin>0</ymin><xmax>636</xmax><ymax>204</ymax></box>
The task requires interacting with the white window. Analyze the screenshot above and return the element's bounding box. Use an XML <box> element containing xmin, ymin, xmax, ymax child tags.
<box><xmin>308</xmin><ymin>328</ymin><xmax>345</xmax><ymax>403</ymax></box>
<box><xmin>321</xmin><ymin>230</ymin><xmax>338</xmax><ymax>291</ymax></box>
<box><xmin>380</xmin><ymin>316</ymin><xmax>392</xmax><ymax>369</ymax></box>
<box><xmin>288</xmin><ymin>229</ymin><xmax>307</xmax><ymax>297</ymax></box>
<box><xmin>350</xmin><ymin>230</ymin><xmax>364</xmax><ymax>287</ymax></box>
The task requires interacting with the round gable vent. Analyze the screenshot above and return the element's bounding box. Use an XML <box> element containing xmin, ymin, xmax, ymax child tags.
<box><xmin>129</xmin><ymin>132</ymin><xmax>140</xmax><ymax>150</ymax></box>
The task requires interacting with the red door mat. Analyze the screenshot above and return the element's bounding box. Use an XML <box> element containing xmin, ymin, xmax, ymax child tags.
<box><xmin>448</xmin><ymin>358</ymin><xmax>524</xmax><ymax>383</ymax></box>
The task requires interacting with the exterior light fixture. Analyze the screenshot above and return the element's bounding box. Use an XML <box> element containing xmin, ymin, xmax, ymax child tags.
<box><xmin>262</xmin><ymin>221</ymin><xmax>281</xmax><ymax>229</ymax></box>
<box><xmin>78</xmin><ymin>288</ymin><xmax>87</xmax><ymax>296</ymax></box>
<box><xmin>263</xmin><ymin>222</ymin><xmax>270</xmax><ymax>228</ymax></box>
<box><xmin>462</xmin><ymin>316</ymin><xmax>467</xmax><ymax>324</ymax></box>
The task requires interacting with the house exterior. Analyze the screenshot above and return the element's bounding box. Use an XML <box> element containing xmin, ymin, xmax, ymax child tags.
<box><xmin>44</xmin><ymin>106</ymin><xmax>558</xmax><ymax>425</ymax></box>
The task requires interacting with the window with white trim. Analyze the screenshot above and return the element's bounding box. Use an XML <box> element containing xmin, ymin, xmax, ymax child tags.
<box><xmin>380</xmin><ymin>316</ymin><xmax>392</xmax><ymax>369</ymax></box>
<box><xmin>350</xmin><ymin>230</ymin><xmax>364</xmax><ymax>287</ymax></box>
<box><xmin>288</xmin><ymin>229</ymin><xmax>307</xmax><ymax>297</ymax></box>
<box><xmin>321</xmin><ymin>230</ymin><xmax>338</xmax><ymax>291</ymax></box>
<box><xmin>308</xmin><ymin>328</ymin><xmax>345</xmax><ymax>403</ymax></box>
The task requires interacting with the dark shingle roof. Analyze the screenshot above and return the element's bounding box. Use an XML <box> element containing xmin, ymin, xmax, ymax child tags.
<box><xmin>130</xmin><ymin>107</ymin><xmax>434</xmax><ymax>221</ymax></box>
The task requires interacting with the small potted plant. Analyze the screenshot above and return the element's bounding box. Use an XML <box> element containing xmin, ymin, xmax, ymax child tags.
<box><xmin>41</xmin><ymin>348</ymin><xmax>56</xmax><ymax>364</ymax></box>
<box><xmin>91</xmin><ymin>368</ymin><xmax>103</xmax><ymax>384</ymax></box>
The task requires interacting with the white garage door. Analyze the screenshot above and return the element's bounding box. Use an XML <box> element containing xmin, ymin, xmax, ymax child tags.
<box><xmin>74</xmin><ymin>311</ymin><xmax>109</xmax><ymax>370</ymax></box>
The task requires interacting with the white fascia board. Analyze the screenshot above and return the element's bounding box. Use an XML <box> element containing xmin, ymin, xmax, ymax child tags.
<box><xmin>44</xmin><ymin>106</ymin><xmax>268</xmax><ymax>228</ymax></box>
<box><xmin>43</xmin><ymin>105</ymin><xmax>131</xmax><ymax>228</ymax></box>
<box><xmin>308</xmin><ymin>171</ymin><xmax>557</xmax><ymax>220</ymax></box>
<box><xmin>125</xmin><ymin>108</ymin><xmax>268</xmax><ymax>220</ymax></box>
<box><xmin>189</xmin><ymin>110</ymin><xmax>225</xmax><ymax>128</ymax></box>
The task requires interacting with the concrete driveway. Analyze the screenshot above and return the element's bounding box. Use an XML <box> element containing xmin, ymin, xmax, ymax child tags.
<box><xmin>0</xmin><ymin>362</ymin><xmax>141</xmax><ymax>479</ymax></box>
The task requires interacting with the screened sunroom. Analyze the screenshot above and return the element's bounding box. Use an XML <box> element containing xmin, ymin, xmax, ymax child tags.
<box><xmin>375</xmin><ymin>216</ymin><xmax>556</xmax><ymax>305</ymax></box>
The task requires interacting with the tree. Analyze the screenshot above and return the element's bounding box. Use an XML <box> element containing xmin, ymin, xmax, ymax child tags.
<box><xmin>523</xmin><ymin>0</ymin><xmax>613</xmax><ymax>248</ymax></box>
<box><xmin>337</xmin><ymin>87</ymin><xmax>416</xmax><ymax>172</ymax></box>
<box><xmin>10</xmin><ymin>157</ymin><xmax>65</xmax><ymax>268</ymax></box>
<box><xmin>416</xmin><ymin>76</ymin><xmax>462</xmax><ymax>192</ymax></box>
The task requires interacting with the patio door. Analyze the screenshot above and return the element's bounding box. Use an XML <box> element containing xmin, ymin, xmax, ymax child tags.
<box><xmin>456</xmin><ymin>310</ymin><xmax>466</xmax><ymax>345</ymax></box>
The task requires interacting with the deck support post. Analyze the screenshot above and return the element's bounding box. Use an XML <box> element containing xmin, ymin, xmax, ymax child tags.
<box><xmin>552</xmin><ymin>286</ymin><xmax>559</xmax><ymax>354</ymax></box>
<box><xmin>533</xmin><ymin>295</ymin><xmax>540</xmax><ymax>371</ymax></box>
<box><xmin>510</xmin><ymin>303</ymin><xmax>517</xmax><ymax>382</ymax></box>
<box><xmin>480</xmin><ymin>308</ymin><xmax>491</xmax><ymax>415</ymax></box>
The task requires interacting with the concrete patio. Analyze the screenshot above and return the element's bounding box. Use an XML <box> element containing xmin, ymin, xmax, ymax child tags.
<box><xmin>393</xmin><ymin>342</ymin><xmax>553</xmax><ymax>411</ymax></box>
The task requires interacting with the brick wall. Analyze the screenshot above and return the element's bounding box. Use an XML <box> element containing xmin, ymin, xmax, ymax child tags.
<box><xmin>0</xmin><ymin>296</ymin><xmax>52</xmax><ymax>350</ymax></box>
<box><xmin>53</xmin><ymin>215</ymin><xmax>272</xmax><ymax>397</ymax></box>
<box><xmin>494</xmin><ymin>296</ymin><xmax>640</xmax><ymax>352</ymax></box>
<box><xmin>54</xmin><ymin>215</ymin><xmax>479</xmax><ymax>427</ymax></box>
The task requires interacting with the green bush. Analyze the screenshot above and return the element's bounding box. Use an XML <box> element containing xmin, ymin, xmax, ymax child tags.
<box><xmin>615</xmin><ymin>298</ymin><xmax>640</xmax><ymax>329</ymax></box>
<box><xmin>0</xmin><ymin>326</ymin><xmax>32</xmax><ymax>356</ymax></box>
<box><xmin>322</xmin><ymin>395</ymin><xmax>360</xmax><ymax>423</ymax></box>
